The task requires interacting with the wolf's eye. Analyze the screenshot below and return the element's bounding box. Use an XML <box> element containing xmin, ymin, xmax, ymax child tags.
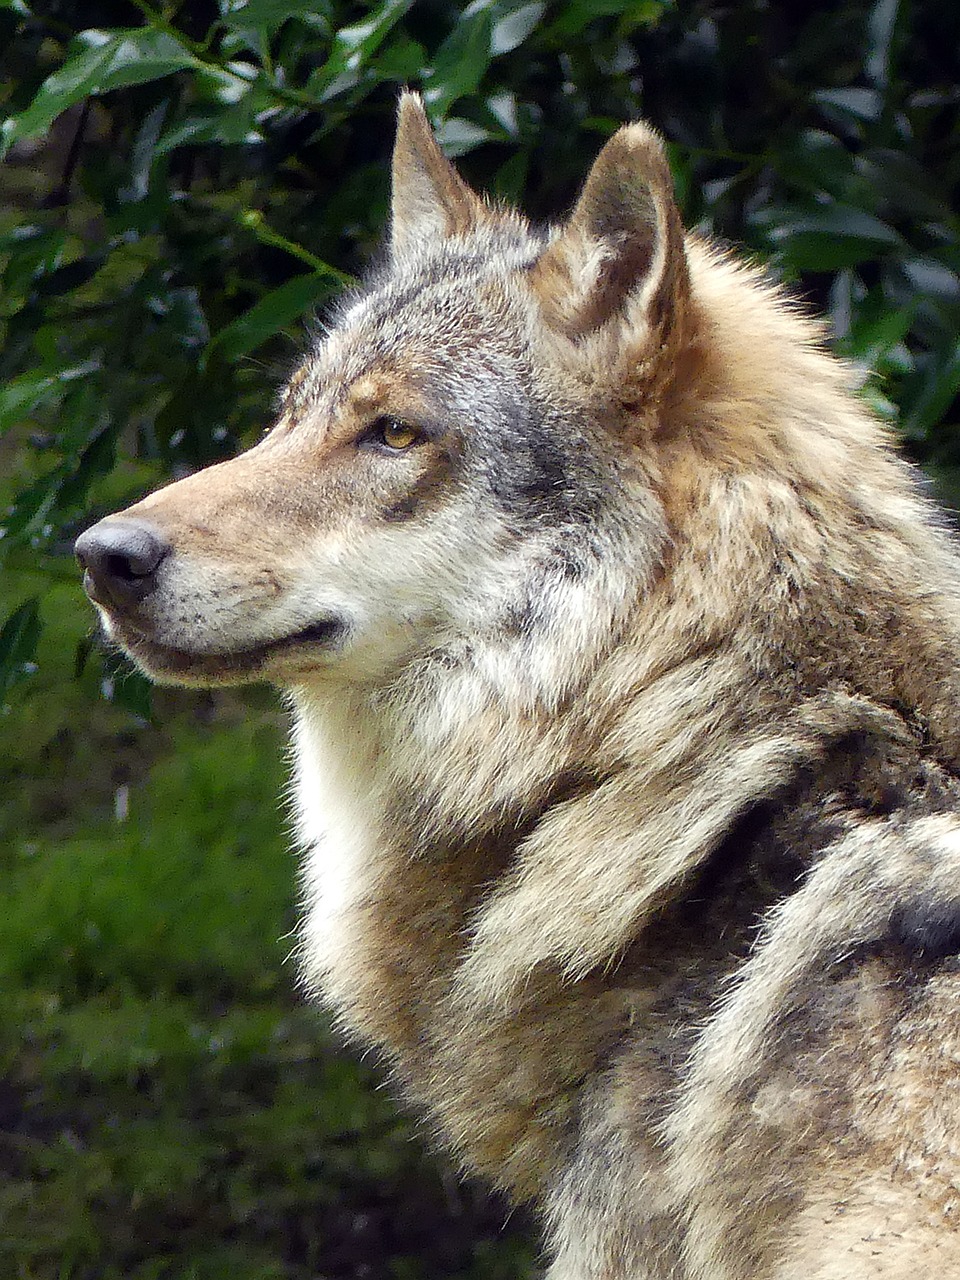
<box><xmin>367</xmin><ymin>416</ymin><xmax>422</xmax><ymax>452</ymax></box>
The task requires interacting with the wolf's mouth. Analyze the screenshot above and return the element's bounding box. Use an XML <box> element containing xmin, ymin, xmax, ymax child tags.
<box><xmin>282</xmin><ymin>620</ymin><xmax>343</xmax><ymax>648</ymax></box>
<box><xmin>105</xmin><ymin>614</ymin><xmax>346</xmax><ymax>686</ymax></box>
<box><xmin>240</xmin><ymin>616</ymin><xmax>347</xmax><ymax>662</ymax></box>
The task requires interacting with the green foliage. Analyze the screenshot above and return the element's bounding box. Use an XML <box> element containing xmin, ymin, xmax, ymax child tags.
<box><xmin>1</xmin><ymin>1</ymin><xmax>958</xmax><ymax>1274</ymax></box>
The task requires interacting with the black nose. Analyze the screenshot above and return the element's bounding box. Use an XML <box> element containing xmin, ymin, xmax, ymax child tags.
<box><xmin>75</xmin><ymin>518</ymin><xmax>171</xmax><ymax>606</ymax></box>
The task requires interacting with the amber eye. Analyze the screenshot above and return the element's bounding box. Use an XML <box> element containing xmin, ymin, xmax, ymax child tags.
<box><xmin>370</xmin><ymin>416</ymin><xmax>421</xmax><ymax>451</ymax></box>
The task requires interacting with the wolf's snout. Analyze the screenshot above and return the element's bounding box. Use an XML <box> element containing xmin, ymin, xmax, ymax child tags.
<box><xmin>75</xmin><ymin>518</ymin><xmax>171</xmax><ymax>608</ymax></box>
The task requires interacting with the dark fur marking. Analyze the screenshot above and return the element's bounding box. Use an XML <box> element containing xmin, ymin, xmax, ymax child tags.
<box><xmin>654</xmin><ymin>728</ymin><xmax>954</xmax><ymax>942</ymax></box>
<box><xmin>647</xmin><ymin>729</ymin><xmax>960</xmax><ymax>975</ymax></box>
<box><xmin>496</xmin><ymin>544</ymin><xmax>593</xmax><ymax>638</ymax></box>
<box><xmin>669</xmin><ymin>797</ymin><xmax>811</xmax><ymax>933</ymax></box>
<box><xmin>499</xmin><ymin>598</ymin><xmax>540</xmax><ymax>638</ymax></box>
<box><xmin>382</xmin><ymin>492</ymin><xmax>421</xmax><ymax>522</ymax></box>
<box><xmin>890</xmin><ymin>898</ymin><xmax>960</xmax><ymax>962</ymax></box>
<box><xmin>482</xmin><ymin>424</ymin><xmax>575</xmax><ymax>524</ymax></box>
<box><xmin>381</xmin><ymin>451</ymin><xmax>458</xmax><ymax>523</ymax></box>
<box><xmin>489</xmin><ymin>432</ymin><xmax>569</xmax><ymax>507</ymax></box>
<box><xmin>480</xmin><ymin>410</ymin><xmax>606</xmax><ymax>534</ymax></box>
<box><xmin>411</xmin><ymin>767</ymin><xmax>609</xmax><ymax>869</ymax></box>
<box><xmin>555</xmin><ymin>552</ymin><xmax>586</xmax><ymax>580</ymax></box>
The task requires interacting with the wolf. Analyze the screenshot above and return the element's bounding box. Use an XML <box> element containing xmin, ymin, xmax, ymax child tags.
<box><xmin>76</xmin><ymin>93</ymin><xmax>960</xmax><ymax>1277</ymax></box>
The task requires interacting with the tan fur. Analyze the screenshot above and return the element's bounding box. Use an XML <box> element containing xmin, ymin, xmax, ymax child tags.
<box><xmin>77</xmin><ymin>94</ymin><xmax>960</xmax><ymax>1276</ymax></box>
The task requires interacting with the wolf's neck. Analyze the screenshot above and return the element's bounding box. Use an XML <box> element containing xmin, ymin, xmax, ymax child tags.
<box><xmin>290</xmin><ymin>677</ymin><xmax>619</xmax><ymax>1195</ymax></box>
<box><xmin>288</xmin><ymin>654</ymin><xmax>909</xmax><ymax>1196</ymax></box>
<box><xmin>291</xmin><ymin>673</ymin><xmax>587</xmax><ymax>1024</ymax></box>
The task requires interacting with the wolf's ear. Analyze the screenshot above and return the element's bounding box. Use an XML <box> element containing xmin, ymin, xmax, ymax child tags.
<box><xmin>390</xmin><ymin>92</ymin><xmax>484</xmax><ymax>258</ymax></box>
<box><xmin>531</xmin><ymin>123</ymin><xmax>691</xmax><ymax>401</ymax></box>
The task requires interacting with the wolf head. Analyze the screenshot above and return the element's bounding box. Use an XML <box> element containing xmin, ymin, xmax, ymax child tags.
<box><xmin>75</xmin><ymin>95</ymin><xmax>695</xmax><ymax>698</ymax></box>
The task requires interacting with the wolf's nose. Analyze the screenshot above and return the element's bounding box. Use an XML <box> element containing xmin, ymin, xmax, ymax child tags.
<box><xmin>75</xmin><ymin>518</ymin><xmax>171</xmax><ymax>605</ymax></box>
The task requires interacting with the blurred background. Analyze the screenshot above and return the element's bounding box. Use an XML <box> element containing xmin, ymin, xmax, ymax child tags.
<box><xmin>1</xmin><ymin>1</ymin><xmax>958</xmax><ymax>1276</ymax></box>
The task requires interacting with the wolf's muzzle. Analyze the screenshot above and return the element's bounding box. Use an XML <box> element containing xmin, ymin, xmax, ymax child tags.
<box><xmin>75</xmin><ymin>518</ymin><xmax>171</xmax><ymax>611</ymax></box>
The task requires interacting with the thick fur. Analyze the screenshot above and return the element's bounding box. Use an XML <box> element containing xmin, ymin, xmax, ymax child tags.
<box><xmin>78</xmin><ymin>95</ymin><xmax>960</xmax><ymax>1276</ymax></box>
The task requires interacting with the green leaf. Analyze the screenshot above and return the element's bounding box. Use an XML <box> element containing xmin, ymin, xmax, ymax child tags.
<box><xmin>865</xmin><ymin>0</ymin><xmax>900</xmax><ymax>90</ymax></box>
<box><xmin>0</xmin><ymin>598</ymin><xmax>41</xmax><ymax>702</ymax></box>
<box><xmin>772</xmin><ymin>130</ymin><xmax>854</xmax><ymax>200</ymax></box>
<box><xmin>157</xmin><ymin>76</ymin><xmax>274</xmax><ymax>152</ymax></box>
<box><xmin>434</xmin><ymin>117</ymin><xmax>494</xmax><ymax>157</ymax></box>
<box><xmin>122</xmin><ymin>98</ymin><xmax>169</xmax><ymax>203</ymax></box>
<box><xmin>0</xmin><ymin>228</ymin><xmax>81</xmax><ymax>309</ymax></box>
<box><xmin>757</xmin><ymin>204</ymin><xmax>904</xmax><ymax>272</ymax></box>
<box><xmin>550</xmin><ymin>0</ymin><xmax>669</xmax><ymax>38</ymax></box>
<box><xmin>220</xmin><ymin>0</ymin><xmax>322</xmax><ymax>35</ymax></box>
<box><xmin>366</xmin><ymin>33</ymin><xmax>427</xmax><ymax>83</ymax></box>
<box><xmin>840</xmin><ymin>304</ymin><xmax>916</xmax><ymax>368</ymax></box>
<box><xmin>208</xmin><ymin>273</ymin><xmax>338</xmax><ymax>362</ymax></box>
<box><xmin>922</xmin><ymin>464</ymin><xmax>960</xmax><ymax>514</ymax></box>
<box><xmin>813</xmin><ymin>86</ymin><xmax>883</xmax><ymax>133</ymax></box>
<box><xmin>423</xmin><ymin>4</ymin><xmax>495</xmax><ymax>117</ymax></box>
<box><xmin>0</xmin><ymin>372</ymin><xmax>58</xmax><ymax>433</ymax></box>
<box><xmin>308</xmin><ymin>0</ymin><xmax>414</xmax><ymax>96</ymax></box>
<box><xmin>0</xmin><ymin>363</ymin><xmax>97</xmax><ymax>435</ymax></box>
<box><xmin>491</xmin><ymin>2</ymin><xmax>545</xmax><ymax>55</ymax></box>
<box><xmin>903</xmin><ymin>342</ymin><xmax>960</xmax><ymax>437</ymax></box>
<box><xmin>2</xmin><ymin>28</ymin><xmax>197</xmax><ymax>152</ymax></box>
<box><xmin>99</xmin><ymin>653</ymin><xmax>154</xmax><ymax>720</ymax></box>
<box><xmin>157</xmin><ymin>74</ymin><xmax>275</xmax><ymax>151</ymax></box>
<box><xmin>857</xmin><ymin>149</ymin><xmax>952</xmax><ymax>222</ymax></box>
<box><xmin>492</xmin><ymin>148</ymin><xmax>529</xmax><ymax>201</ymax></box>
<box><xmin>900</xmin><ymin>258</ymin><xmax>960</xmax><ymax>308</ymax></box>
<box><xmin>1</xmin><ymin>393</ymin><xmax>112</xmax><ymax>551</ymax></box>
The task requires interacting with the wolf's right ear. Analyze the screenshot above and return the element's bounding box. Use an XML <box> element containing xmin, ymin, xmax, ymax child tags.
<box><xmin>531</xmin><ymin>123</ymin><xmax>691</xmax><ymax>406</ymax></box>
<box><xmin>390</xmin><ymin>92</ymin><xmax>484</xmax><ymax>259</ymax></box>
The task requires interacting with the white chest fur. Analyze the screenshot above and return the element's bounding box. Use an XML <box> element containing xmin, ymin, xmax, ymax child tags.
<box><xmin>292</xmin><ymin>692</ymin><xmax>388</xmax><ymax>1001</ymax></box>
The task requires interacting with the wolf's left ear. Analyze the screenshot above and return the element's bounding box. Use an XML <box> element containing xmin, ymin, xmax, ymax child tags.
<box><xmin>531</xmin><ymin>124</ymin><xmax>691</xmax><ymax>402</ymax></box>
<box><xmin>390</xmin><ymin>92</ymin><xmax>484</xmax><ymax>259</ymax></box>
